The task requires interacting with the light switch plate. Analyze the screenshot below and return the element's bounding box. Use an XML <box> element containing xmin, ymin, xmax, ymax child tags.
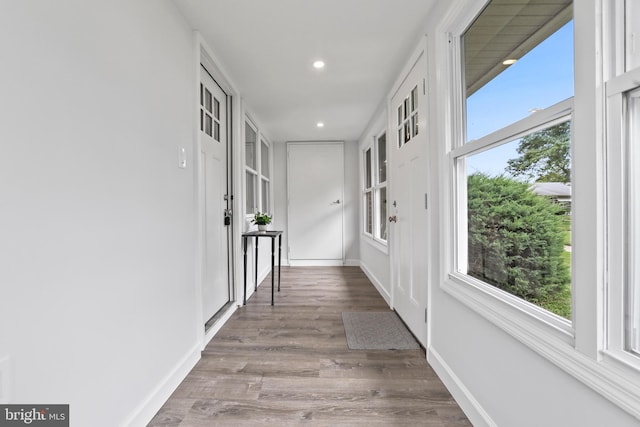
<box><xmin>178</xmin><ymin>146</ymin><xmax>187</xmax><ymax>169</ymax></box>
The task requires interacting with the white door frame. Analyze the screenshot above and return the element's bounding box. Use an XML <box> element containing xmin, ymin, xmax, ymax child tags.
<box><xmin>194</xmin><ymin>33</ymin><xmax>241</xmax><ymax>349</ymax></box>
<box><xmin>286</xmin><ymin>141</ymin><xmax>345</xmax><ymax>266</ymax></box>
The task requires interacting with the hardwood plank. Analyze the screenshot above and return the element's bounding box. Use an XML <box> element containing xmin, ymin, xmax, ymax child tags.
<box><xmin>148</xmin><ymin>266</ymin><xmax>471</xmax><ymax>426</ymax></box>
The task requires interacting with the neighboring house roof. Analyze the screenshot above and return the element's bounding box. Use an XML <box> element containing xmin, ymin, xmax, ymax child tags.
<box><xmin>529</xmin><ymin>182</ymin><xmax>572</xmax><ymax>199</ymax></box>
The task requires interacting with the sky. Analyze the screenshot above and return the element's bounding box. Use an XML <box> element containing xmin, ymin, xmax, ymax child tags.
<box><xmin>466</xmin><ymin>21</ymin><xmax>574</xmax><ymax>178</ymax></box>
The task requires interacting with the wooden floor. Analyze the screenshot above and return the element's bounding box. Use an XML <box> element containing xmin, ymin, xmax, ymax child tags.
<box><xmin>148</xmin><ymin>266</ymin><xmax>471</xmax><ymax>426</ymax></box>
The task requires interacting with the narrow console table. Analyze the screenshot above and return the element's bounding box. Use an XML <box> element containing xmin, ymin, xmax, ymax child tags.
<box><xmin>241</xmin><ymin>230</ymin><xmax>283</xmax><ymax>306</ymax></box>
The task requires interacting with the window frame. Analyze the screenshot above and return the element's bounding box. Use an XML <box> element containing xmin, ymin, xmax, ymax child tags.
<box><xmin>604</xmin><ymin>0</ymin><xmax>640</xmax><ymax>372</ymax></box>
<box><xmin>361</xmin><ymin>130</ymin><xmax>389</xmax><ymax>247</ymax></box>
<box><xmin>436</xmin><ymin>0</ymin><xmax>640</xmax><ymax>418</ymax></box>
<box><xmin>244</xmin><ymin>116</ymin><xmax>272</xmax><ymax>225</ymax></box>
<box><xmin>449</xmin><ymin>97</ymin><xmax>575</xmax><ymax>343</ymax></box>
<box><xmin>259</xmin><ymin>138</ymin><xmax>271</xmax><ymax>215</ymax></box>
<box><xmin>373</xmin><ymin>131</ymin><xmax>388</xmax><ymax>244</ymax></box>
<box><xmin>244</xmin><ymin>119</ymin><xmax>258</xmax><ymax>216</ymax></box>
<box><xmin>362</xmin><ymin>146</ymin><xmax>373</xmax><ymax>237</ymax></box>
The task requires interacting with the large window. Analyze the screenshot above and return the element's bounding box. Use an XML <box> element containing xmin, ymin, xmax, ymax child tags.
<box><xmin>628</xmin><ymin>88</ymin><xmax>640</xmax><ymax>356</ymax></box>
<box><xmin>605</xmin><ymin>0</ymin><xmax>640</xmax><ymax>363</ymax></box>
<box><xmin>453</xmin><ymin>1</ymin><xmax>574</xmax><ymax>320</ymax></box>
<box><xmin>362</xmin><ymin>132</ymin><xmax>388</xmax><ymax>243</ymax></box>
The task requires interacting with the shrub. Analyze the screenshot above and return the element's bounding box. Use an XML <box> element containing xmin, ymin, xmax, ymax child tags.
<box><xmin>467</xmin><ymin>174</ymin><xmax>570</xmax><ymax>308</ymax></box>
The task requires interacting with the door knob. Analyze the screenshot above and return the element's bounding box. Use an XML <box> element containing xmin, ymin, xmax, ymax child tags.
<box><xmin>389</xmin><ymin>215</ymin><xmax>397</xmax><ymax>223</ymax></box>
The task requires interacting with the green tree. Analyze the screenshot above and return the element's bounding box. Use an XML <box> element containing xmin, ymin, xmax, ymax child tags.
<box><xmin>506</xmin><ymin>121</ymin><xmax>571</xmax><ymax>182</ymax></box>
<box><xmin>467</xmin><ymin>174</ymin><xmax>570</xmax><ymax>312</ymax></box>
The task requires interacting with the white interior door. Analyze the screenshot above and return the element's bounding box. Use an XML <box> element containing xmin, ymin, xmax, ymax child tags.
<box><xmin>200</xmin><ymin>65</ymin><xmax>230</xmax><ymax>323</ymax></box>
<box><xmin>287</xmin><ymin>142</ymin><xmax>344</xmax><ymax>264</ymax></box>
<box><xmin>389</xmin><ymin>52</ymin><xmax>428</xmax><ymax>346</ymax></box>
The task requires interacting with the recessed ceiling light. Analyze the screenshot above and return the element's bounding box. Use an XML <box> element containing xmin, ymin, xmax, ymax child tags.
<box><xmin>503</xmin><ymin>58</ymin><xmax>518</xmax><ymax>65</ymax></box>
<box><xmin>313</xmin><ymin>60</ymin><xmax>325</xmax><ymax>69</ymax></box>
<box><xmin>316</xmin><ymin>122</ymin><xmax>324</xmax><ymax>128</ymax></box>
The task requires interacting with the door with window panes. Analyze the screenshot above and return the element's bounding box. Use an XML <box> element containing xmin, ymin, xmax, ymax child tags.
<box><xmin>200</xmin><ymin>65</ymin><xmax>231</xmax><ymax>324</ymax></box>
<box><xmin>389</xmin><ymin>52</ymin><xmax>428</xmax><ymax>347</ymax></box>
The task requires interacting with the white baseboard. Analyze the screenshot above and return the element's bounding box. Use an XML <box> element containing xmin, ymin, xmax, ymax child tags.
<box><xmin>288</xmin><ymin>259</ymin><xmax>346</xmax><ymax>266</ymax></box>
<box><xmin>279</xmin><ymin>259</ymin><xmax>359</xmax><ymax>267</ymax></box>
<box><xmin>124</xmin><ymin>344</ymin><xmax>201</xmax><ymax>427</ymax></box>
<box><xmin>360</xmin><ymin>262</ymin><xmax>391</xmax><ymax>306</ymax></box>
<box><xmin>428</xmin><ymin>347</ymin><xmax>496</xmax><ymax>427</ymax></box>
<box><xmin>203</xmin><ymin>303</ymin><xmax>237</xmax><ymax>348</ymax></box>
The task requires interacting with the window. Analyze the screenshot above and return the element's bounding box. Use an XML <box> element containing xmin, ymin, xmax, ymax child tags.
<box><xmin>362</xmin><ymin>132</ymin><xmax>388</xmax><ymax>243</ymax></box>
<box><xmin>442</xmin><ymin>0</ymin><xmax>640</xmax><ymax>416</ymax></box>
<box><xmin>260</xmin><ymin>139</ymin><xmax>270</xmax><ymax>214</ymax></box>
<box><xmin>628</xmin><ymin>88</ymin><xmax>640</xmax><ymax>355</ymax></box>
<box><xmin>244</xmin><ymin>117</ymin><xmax>271</xmax><ymax>220</ymax></box>
<box><xmin>605</xmin><ymin>0</ymin><xmax>640</xmax><ymax>363</ymax></box>
<box><xmin>375</xmin><ymin>133</ymin><xmax>387</xmax><ymax>241</ymax></box>
<box><xmin>363</xmin><ymin>148</ymin><xmax>373</xmax><ymax>235</ymax></box>
<box><xmin>397</xmin><ymin>87</ymin><xmax>418</xmax><ymax>148</ymax></box>
<box><xmin>452</xmin><ymin>1</ymin><xmax>574</xmax><ymax>320</ymax></box>
<box><xmin>245</xmin><ymin>121</ymin><xmax>257</xmax><ymax>214</ymax></box>
<box><xmin>200</xmin><ymin>83</ymin><xmax>215</xmax><ymax>139</ymax></box>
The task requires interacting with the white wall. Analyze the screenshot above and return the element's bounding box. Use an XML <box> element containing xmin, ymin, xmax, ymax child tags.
<box><xmin>272</xmin><ymin>142</ymin><xmax>290</xmax><ymax>263</ymax></box>
<box><xmin>343</xmin><ymin>141</ymin><xmax>360</xmax><ymax>264</ymax></box>
<box><xmin>0</xmin><ymin>1</ymin><xmax>200</xmax><ymax>425</ymax></box>
<box><xmin>359</xmin><ymin>241</ymin><xmax>391</xmax><ymax>303</ymax></box>
<box><xmin>429</xmin><ymin>293</ymin><xmax>639</xmax><ymax>427</ymax></box>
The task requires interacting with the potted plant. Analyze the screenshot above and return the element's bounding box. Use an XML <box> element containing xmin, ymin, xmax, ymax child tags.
<box><xmin>252</xmin><ymin>212</ymin><xmax>272</xmax><ymax>232</ymax></box>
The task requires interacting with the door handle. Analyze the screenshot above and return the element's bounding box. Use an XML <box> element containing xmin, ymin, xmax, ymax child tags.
<box><xmin>389</xmin><ymin>215</ymin><xmax>397</xmax><ymax>223</ymax></box>
<box><xmin>332</xmin><ymin>199</ymin><xmax>341</xmax><ymax>204</ymax></box>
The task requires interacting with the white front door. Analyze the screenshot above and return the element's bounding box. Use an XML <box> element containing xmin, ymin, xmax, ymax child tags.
<box><xmin>200</xmin><ymin>65</ymin><xmax>230</xmax><ymax>323</ymax></box>
<box><xmin>287</xmin><ymin>142</ymin><xmax>344</xmax><ymax>264</ymax></box>
<box><xmin>389</xmin><ymin>52</ymin><xmax>428</xmax><ymax>347</ymax></box>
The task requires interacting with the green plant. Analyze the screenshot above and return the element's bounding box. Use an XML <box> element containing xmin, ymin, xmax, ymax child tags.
<box><xmin>252</xmin><ymin>212</ymin><xmax>272</xmax><ymax>225</ymax></box>
<box><xmin>467</xmin><ymin>173</ymin><xmax>571</xmax><ymax>318</ymax></box>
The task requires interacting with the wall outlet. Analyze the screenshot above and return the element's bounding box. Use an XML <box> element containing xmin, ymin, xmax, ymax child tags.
<box><xmin>0</xmin><ymin>355</ymin><xmax>11</xmax><ymax>403</ymax></box>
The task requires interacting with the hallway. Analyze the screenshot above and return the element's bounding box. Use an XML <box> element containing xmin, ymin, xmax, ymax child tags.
<box><xmin>148</xmin><ymin>267</ymin><xmax>471</xmax><ymax>426</ymax></box>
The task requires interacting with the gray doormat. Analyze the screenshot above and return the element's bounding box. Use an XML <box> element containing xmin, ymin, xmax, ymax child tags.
<box><xmin>342</xmin><ymin>311</ymin><xmax>420</xmax><ymax>350</ymax></box>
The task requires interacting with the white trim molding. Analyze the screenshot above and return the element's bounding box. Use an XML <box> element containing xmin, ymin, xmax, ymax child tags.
<box><xmin>360</xmin><ymin>262</ymin><xmax>391</xmax><ymax>305</ymax></box>
<box><xmin>428</xmin><ymin>347</ymin><xmax>497</xmax><ymax>427</ymax></box>
<box><xmin>123</xmin><ymin>344</ymin><xmax>200</xmax><ymax>427</ymax></box>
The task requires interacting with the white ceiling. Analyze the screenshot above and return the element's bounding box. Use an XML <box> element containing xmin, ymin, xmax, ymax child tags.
<box><xmin>173</xmin><ymin>0</ymin><xmax>438</xmax><ymax>142</ymax></box>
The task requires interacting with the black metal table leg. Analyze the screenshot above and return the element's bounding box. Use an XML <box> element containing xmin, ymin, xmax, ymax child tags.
<box><xmin>243</xmin><ymin>236</ymin><xmax>247</xmax><ymax>305</ymax></box>
<box><xmin>254</xmin><ymin>236</ymin><xmax>259</xmax><ymax>292</ymax></box>
<box><xmin>271</xmin><ymin>236</ymin><xmax>275</xmax><ymax>305</ymax></box>
<box><xmin>241</xmin><ymin>231</ymin><xmax>283</xmax><ymax>306</ymax></box>
<box><xmin>278</xmin><ymin>234</ymin><xmax>282</xmax><ymax>292</ymax></box>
